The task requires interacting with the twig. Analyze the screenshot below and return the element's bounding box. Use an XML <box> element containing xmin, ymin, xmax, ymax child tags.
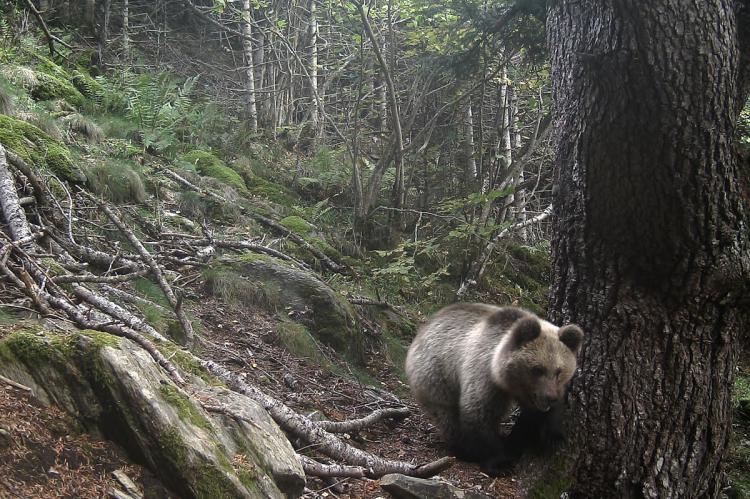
<box><xmin>52</xmin><ymin>269</ymin><xmax>150</xmax><ymax>284</ymax></box>
<box><xmin>21</xmin><ymin>0</ymin><xmax>73</xmax><ymax>56</ymax></box>
<box><xmin>72</xmin><ymin>284</ymin><xmax>167</xmax><ymax>341</ymax></box>
<box><xmin>0</xmin><ymin>374</ymin><xmax>33</xmax><ymax>393</ymax></box>
<box><xmin>82</xmin><ymin>192</ymin><xmax>194</xmax><ymax>346</ymax></box>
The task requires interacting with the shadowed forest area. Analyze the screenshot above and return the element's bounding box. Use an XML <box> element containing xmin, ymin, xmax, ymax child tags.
<box><xmin>0</xmin><ymin>0</ymin><xmax>748</xmax><ymax>498</ymax></box>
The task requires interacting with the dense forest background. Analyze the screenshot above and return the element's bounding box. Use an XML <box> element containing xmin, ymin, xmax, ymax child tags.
<box><xmin>0</xmin><ymin>0</ymin><xmax>748</xmax><ymax>497</ymax></box>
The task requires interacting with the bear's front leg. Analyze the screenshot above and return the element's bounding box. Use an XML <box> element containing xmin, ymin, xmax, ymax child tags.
<box><xmin>481</xmin><ymin>402</ymin><xmax>567</xmax><ymax>474</ymax></box>
<box><xmin>456</xmin><ymin>384</ymin><xmax>509</xmax><ymax>464</ymax></box>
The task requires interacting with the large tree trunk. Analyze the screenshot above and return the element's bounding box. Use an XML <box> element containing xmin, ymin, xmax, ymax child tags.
<box><xmin>547</xmin><ymin>1</ymin><xmax>750</xmax><ymax>498</ymax></box>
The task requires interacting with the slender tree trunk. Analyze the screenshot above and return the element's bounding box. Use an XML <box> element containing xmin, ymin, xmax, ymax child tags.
<box><xmin>547</xmin><ymin>2</ymin><xmax>750</xmax><ymax>498</ymax></box>
<box><xmin>307</xmin><ymin>0</ymin><xmax>320</xmax><ymax>145</ymax></box>
<box><xmin>241</xmin><ymin>0</ymin><xmax>258</xmax><ymax>132</ymax></box>
<box><xmin>122</xmin><ymin>0</ymin><xmax>129</xmax><ymax>59</ymax></box>
<box><xmin>464</xmin><ymin>99</ymin><xmax>477</xmax><ymax>181</ymax></box>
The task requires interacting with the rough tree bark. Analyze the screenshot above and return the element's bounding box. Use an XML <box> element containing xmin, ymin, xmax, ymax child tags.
<box><xmin>547</xmin><ymin>1</ymin><xmax>750</xmax><ymax>498</ymax></box>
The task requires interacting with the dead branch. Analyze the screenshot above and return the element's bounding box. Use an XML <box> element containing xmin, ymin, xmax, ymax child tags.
<box><xmin>52</xmin><ymin>269</ymin><xmax>150</xmax><ymax>284</ymax></box>
<box><xmin>20</xmin><ymin>0</ymin><xmax>73</xmax><ymax>56</ymax></box>
<box><xmin>299</xmin><ymin>456</ymin><xmax>366</xmax><ymax>479</ymax></box>
<box><xmin>71</xmin><ymin>284</ymin><xmax>167</xmax><ymax>342</ymax></box>
<box><xmin>456</xmin><ymin>205</ymin><xmax>552</xmax><ymax>299</ymax></box>
<box><xmin>48</xmin><ymin>231</ymin><xmax>144</xmax><ymax>273</ymax></box>
<box><xmin>43</xmin><ymin>290</ymin><xmax>184</xmax><ymax>384</ymax></box>
<box><xmin>251</xmin><ymin>213</ymin><xmax>347</xmax><ymax>274</ymax></box>
<box><xmin>0</xmin><ymin>373</ymin><xmax>33</xmax><ymax>393</ymax></box>
<box><xmin>201</xmin><ymin>360</ymin><xmax>454</xmax><ymax>479</ymax></box>
<box><xmin>317</xmin><ymin>407</ymin><xmax>410</xmax><ymax>433</ymax></box>
<box><xmin>100</xmin><ymin>285</ymin><xmax>171</xmax><ymax>315</ymax></box>
<box><xmin>156</xmin><ymin>167</ymin><xmax>346</xmax><ymax>275</ymax></box>
<box><xmin>5</xmin><ymin>149</ymin><xmax>51</xmax><ymax>211</ymax></box>
<box><xmin>82</xmin><ymin>192</ymin><xmax>194</xmax><ymax>346</ymax></box>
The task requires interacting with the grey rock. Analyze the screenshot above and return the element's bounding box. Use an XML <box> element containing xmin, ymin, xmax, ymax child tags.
<box><xmin>380</xmin><ymin>474</ymin><xmax>494</xmax><ymax>499</ymax></box>
<box><xmin>224</xmin><ymin>256</ymin><xmax>363</xmax><ymax>362</ymax></box>
<box><xmin>0</xmin><ymin>329</ymin><xmax>305</xmax><ymax>498</ymax></box>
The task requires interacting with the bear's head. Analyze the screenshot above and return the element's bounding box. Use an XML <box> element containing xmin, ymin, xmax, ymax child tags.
<box><xmin>491</xmin><ymin>314</ymin><xmax>584</xmax><ymax>412</ymax></box>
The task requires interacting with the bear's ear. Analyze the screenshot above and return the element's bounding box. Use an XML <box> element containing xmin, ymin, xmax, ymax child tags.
<box><xmin>508</xmin><ymin>316</ymin><xmax>541</xmax><ymax>347</ymax></box>
<box><xmin>559</xmin><ymin>325</ymin><xmax>584</xmax><ymax>354</ymax></box>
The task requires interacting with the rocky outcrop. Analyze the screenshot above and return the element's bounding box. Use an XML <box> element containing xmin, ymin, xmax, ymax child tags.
<box><xmin>207</xmin><ymin>255</ymin><xmax>364</xmax><ymax>363</ymax></box>
<box><xmin>0</xmin><ymin>327</ymin><xmax>305</xmax><ymax>498</ymax></box>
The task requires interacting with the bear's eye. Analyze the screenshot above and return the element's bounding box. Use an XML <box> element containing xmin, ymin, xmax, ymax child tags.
<box><xmin>531</xmin><ymin>366</ymin><xmax>546</xmax><ymax>377</ymax></box>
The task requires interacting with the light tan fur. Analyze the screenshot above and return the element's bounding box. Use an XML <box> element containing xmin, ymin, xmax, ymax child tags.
<box><xmin>405</xmin><ymin>303</ymin><xmax>583</xmax><ymax>460</ymax></box>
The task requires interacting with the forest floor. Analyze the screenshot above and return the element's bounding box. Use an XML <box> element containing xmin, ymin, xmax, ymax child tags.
<box><xmin>0</xmin><ymin>286</ymin><xmax>523</xmax><ymax>499</ymax></box>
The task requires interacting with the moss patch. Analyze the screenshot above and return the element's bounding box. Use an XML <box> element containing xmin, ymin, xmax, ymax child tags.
<box><xmin>158</xmin><ymin>426</ymin><xmax>241</xmax><ymax>498</ymax></box>
<box><xmin>0</xmin><ymin>114</ymin><xmax>85</xmax><ymax>182</ymax></box>
<box><xmin>180</xmin><ymin>150</ymin><xmax>247</xmax><ymax>192</ymax></box>
<box><xmin>527</xmin><ymin>454</ymin><xmax>574</xmax><ymax>499</ymax></box>
<box><xmin>280</xmin><ymin>215</ymin><xmax>314</xmax><ymax>235</ymax></box>
<box><xmin>159</xmin><ymin>385</ymin><xmax>212</xmax><ymax>430</ymax></box>
<box><xmin>275</xmin><ymin>320</ymin><xmax>332</xmax><ymax>368</ymax></box>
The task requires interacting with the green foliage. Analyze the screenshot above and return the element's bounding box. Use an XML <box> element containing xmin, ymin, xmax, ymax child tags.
<box><xmin>372</xmin><ymin>239</ymin><xmax>450</xmax><ymax>301</ymax></box>
<box><xmin>84</xmin><ymin>158</ymin><xmax>146</xmax><ymax>204</ymax></box>
<box><xmin>0</xmin><ymin>114</ymin><xmax>85</xmax><ymax>182</ymax></box>
<box><xmin>179</xmin><ymin>150</ymin><xmax>247</xmax><ymax>192</ymax></box>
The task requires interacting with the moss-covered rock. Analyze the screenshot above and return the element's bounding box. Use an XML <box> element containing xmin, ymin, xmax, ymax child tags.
<box><xmin>0</xmin><ymin>327</ymin><xmax>303</xmax><ymax>498</ymax></box>
<box><xmin>31</xmin><ymin>71</ymin><xmax>86</xmax><ymax>108</ymax></box>
<box><xmin>205</xmin><ymin>256</ymin><xmax>364</xmax><ymax>363</ymax></box>
<box><xmin>180</xmin><ymin>150</ymin><xmax>247</xmax><ymax>192</ymax></box>
<box><xmin>0</xmin><ymin>114</ymin><xmax>86</xmax><ymax>182</ymax></box>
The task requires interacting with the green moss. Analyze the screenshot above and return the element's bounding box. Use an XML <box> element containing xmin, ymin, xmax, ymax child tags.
<box><xmin>247</xmin><ymin>174</ymin><xmax>297</xmax><ymax>205</ymax></box>
<box><xmin>275</xmin><ymin>320</ymin><xmax>333</xmax><ymax>368</ymax></box>
<box><xmin>159</xmin><ymin>385</ymin><xmax>212</xmax><ymax>430</ymax></box>
<box><xmin>71</xmin><ymin>69</ymin><xmax>103</xmax><ymax>99</ymax></box>
<box><xmin>383</xmin><ymin>333</ymin><xmax>408</xmax><ymax>382</ymax></box>
<box><xmin>156</xmin><ymin>342</ymin><xmax>221</xmax><ymax>386</ymax></box>
<box><xmin>0</xmin><ymin>115</ymin><xmax>85</xmax><ymax>182</ymax></box>
<box><xmin>158</xmin><ymin>426</ymin><xmax>241</xmax><ymax>498</ymax></box>
<box><xmin>180</xmin><ymin>150</ymin><xmax>247</xmax><ymax>192</ymax></box>
<box><xmin>31</xmin><ymin>72</ymin><xmax>86</xmax><ymax>108</ymax></box>
<box><xmin>734</xmin><ymin>375</ymin><xmax>750</xmax><ymax>409</ymax></box>
<box><xmin>280</xmin><ymin>215</ymin><xmax>314</xmax><ymax>235</ymax></box>
<box><xmin>527</xmin><ymin>454</ymin><xmax>574</xmax><ymax>499</ymax></box>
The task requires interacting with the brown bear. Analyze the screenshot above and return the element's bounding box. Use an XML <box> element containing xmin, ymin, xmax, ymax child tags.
<box><xmin>404</xmin><ymin>303</ymin><xmax>583</xmax><ymax>471</ymax></box>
